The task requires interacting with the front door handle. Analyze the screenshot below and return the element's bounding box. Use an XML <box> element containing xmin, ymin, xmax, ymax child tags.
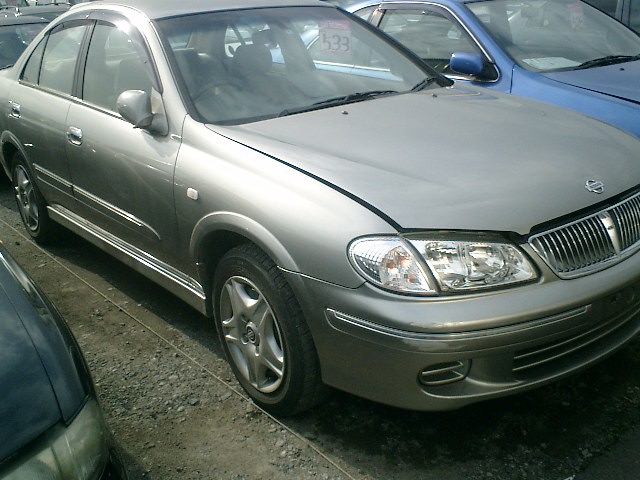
<box><xmin>10</xmin><ymin>102</ymin><xmax>20</xmax><ymax>118</ymax></box>
<box><xmin>67</xmin><ymin>126</ymin><xmax>83</xmax><ymax>146</ymax></box>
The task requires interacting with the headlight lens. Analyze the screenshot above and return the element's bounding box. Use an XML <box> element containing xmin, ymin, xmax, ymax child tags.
<box><xmin>3</xmin><ymin>399</ymin><xmax>109</xmax><ymax>480</ymax></box>
<box><xmin>349</xmin><ymin>236</ymin><xmax>537</xmax><ymax>295</ymax></box>
<box><xmin>410</xmin><ymin>239</ymin><xmax>537</xmax><ymax>292</ymax></box>
<box><xmin>348</xmin><ymin>237</ymin><xmax>435</xmax><ymax>294</ymax></box>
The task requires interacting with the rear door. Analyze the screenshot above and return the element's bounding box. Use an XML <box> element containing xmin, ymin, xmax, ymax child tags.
<box><xmin>7</xmin><ymin>20</ymin><xmax>89</xmax><ymax>207</ymax></box>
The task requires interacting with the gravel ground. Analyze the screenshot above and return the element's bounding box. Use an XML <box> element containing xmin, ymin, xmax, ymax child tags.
<box><xmin>1</xmin><ymin>175</ymin><xmax>639</xmax><ymax>480</ymax></box>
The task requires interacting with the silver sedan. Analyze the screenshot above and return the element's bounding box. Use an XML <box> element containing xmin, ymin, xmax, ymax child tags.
<box><xmin>1</xmin><ymin>0</ymin><xmax>640</xmax><ymax>415</ymax></box>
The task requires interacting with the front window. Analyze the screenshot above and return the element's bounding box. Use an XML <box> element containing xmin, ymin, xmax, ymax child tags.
<box><xmin>156</xmin><ymin>6</ymin><xmax>441</xmax><ymax>125</ymax></box>
<box><xmin>467</xmin><ymin>0</ymin><xmax>640</xmax><ymax>71</ymax></box>
<box><xmin>377</xmin><ymin>7</ymin><xmax>484</xmax><ymax>75</ymax></box>
<box><xmin>83</xmin><ymin>22</ymin><xmax>154</xmax><ymax>111</ymax></box>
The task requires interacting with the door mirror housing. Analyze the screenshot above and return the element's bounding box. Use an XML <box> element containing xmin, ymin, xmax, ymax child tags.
<box><xmin>450</xmin><ymin>52</ymin><xmax>485</xmax><ymax>77</ymax></box>
<box><xmin>117</xmin><ymin>90</ymin><xmax>153</xmax><ymax>128</ymax></box>
<box><xmin>117</xmin><ymin>90</ymin><xmax>168</xmax><ymax>135</ymax></box>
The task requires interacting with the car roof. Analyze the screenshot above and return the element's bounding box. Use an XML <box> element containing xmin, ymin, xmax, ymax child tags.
<box><xmin>85</xmin><ymin>0</ymin><xmax>333</xmax><ymax>20</ymax></box>
<box><xmin>348</xmin><ymin>0</ymin><xmax>482</xmax><ymax>9</ymax></box>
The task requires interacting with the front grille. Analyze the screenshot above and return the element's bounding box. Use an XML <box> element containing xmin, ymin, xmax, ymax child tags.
<box><xmin>529</xmin><ymin>191</ymin><xmax>640</xmax><ymax>278</ymax></box>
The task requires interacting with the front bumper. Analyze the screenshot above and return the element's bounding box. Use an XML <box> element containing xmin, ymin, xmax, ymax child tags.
<box><xmin>287</xmin><ymin>252</ymin><xmax>640</xmax><ymax>411</ymax></box>
<box><xmin>0</xmin><ymin>398</ymin><xmax>127</xmax><ymax>480</ymax></box>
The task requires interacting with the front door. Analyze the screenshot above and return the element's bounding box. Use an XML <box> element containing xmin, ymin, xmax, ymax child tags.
<box><xmin>65</xmin><ymin>20</ymin><xmax>181</xmax><ymax>262</ymax></box>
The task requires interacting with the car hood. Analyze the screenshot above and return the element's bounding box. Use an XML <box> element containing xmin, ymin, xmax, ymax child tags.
<box><xmin>0</xmin><ymin>265</ymin><xmax>60</xmax><ymax>462</ymax></box>
<box><xmin>542</xmin><ymin>60</ymin><xmax>640</xmax><ymax>104</ymax></box>
<box><xmin>212</xmin><ymin>86</ymin><xmax>640</xmax><ymax>235</ymax></box>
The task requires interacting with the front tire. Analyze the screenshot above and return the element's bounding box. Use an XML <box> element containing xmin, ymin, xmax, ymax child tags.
<box><xmin>12</xmin><ymin>152</ymin><xmax>58</xmax><ymax>244</ymax></box>
<box><xmin>213</xmin><ymin>244</ymin><xmax>326</xmax><ymax>415</ymax></box>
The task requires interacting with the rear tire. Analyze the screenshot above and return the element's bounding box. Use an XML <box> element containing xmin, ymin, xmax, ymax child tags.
<box><xmin>213</xmin><ymin>244</ymin><xmax>326</xmax><ymax>415</ymax></box>
<box><xmin>12</xmin><ymin>152</ymin><xmax>58</xmax><ymax>244</ymax></box>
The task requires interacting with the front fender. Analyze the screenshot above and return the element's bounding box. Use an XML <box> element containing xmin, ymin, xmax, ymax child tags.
<box><xmin>190</xmin><ymin>210</ymin><xmax>299</xmax><ymax>273</ymax></box>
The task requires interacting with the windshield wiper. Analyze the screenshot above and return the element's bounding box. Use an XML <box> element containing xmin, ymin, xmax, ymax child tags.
<box><xmin>575</xmin><ymin>54</ymin><xmax>640</xmax><ymax>70</ymax></box>
<box><xmin>278</xmin><ymin>90</ymin><xmax>398</xmax><ymax>117</ymax></box>
<box><xmin>411</xmin><ymin>77</ymin><xmax>440</xmax><ymax>92</ymax></box>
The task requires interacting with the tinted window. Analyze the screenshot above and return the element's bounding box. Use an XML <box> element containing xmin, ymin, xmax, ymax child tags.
<box><xmin>0</xmin><ymin>22</ymin><xmax>46</xmax><ymax>68</ymax></box>
<box><xmin>352</xmin><ymin>5</ymin><xmax>378</xmax><ymax>21</ymax></box>
<box><xmin>583</xmin><ymin>0</ymin><xmax>620</xmax><ymax>16</ymax></box>
<box><xmin>83</xmin><ymin>22</ymin><xmax>153</xmax><ymax>111</ymax></box>
<box><xmin>631</xmin><ymin>0</ymin><xmax>640</xmax><ymax>32</ymax></box>
<box><xmin>38</xmin><ymin>24</ymin><xmax>87</xmax><ymax>94</ymax></box>
<box><xmin>378</xmin><ymin>8</ymin><xmax>482</xmax><ymax>74</ymax></box>
<box><xmin>0</xmin><ymin>0</ymin><xmax>29</xmax><ymax>6</ymax></box>
<box><xmin>21</xmin><ymin>37</ymin><xmax>45</xmax><ymax>83</ymax></box>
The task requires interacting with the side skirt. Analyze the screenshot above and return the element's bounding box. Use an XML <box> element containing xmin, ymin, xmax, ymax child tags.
<box><xmin>47</xmin><ymin>204</ymin><xmax>208</xmax><ymax>316</ymax></box>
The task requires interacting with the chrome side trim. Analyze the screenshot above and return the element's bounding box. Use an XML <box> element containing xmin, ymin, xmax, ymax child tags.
<box><xmin>47</xmin><ymin>204</ymin><xmax>207</xmax><ymax>314</ymax></box>
<box><xmin>73</xmin><ymin>186</ymin><xmax>162</xmax><ymax>242</ymax></box>
<box><xmin>33</xmin><ymin>163</ymin><xmax>74</xmax><ymax>196</ymax></box>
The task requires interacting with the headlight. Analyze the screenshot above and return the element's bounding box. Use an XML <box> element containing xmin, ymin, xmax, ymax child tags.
<box><xmin>348</xmin><ymin>237</ymin><xmax>436</xmax><ymax>294</ymax></box>
<box><xmin>3</xmin><ymin>399</ymin><xmax>109</xmax><ymax>480</ymax></box>
<box><xmin>410</xmin><ymin>238</ymin><xmax>537</xmax><ymax>292</ymax></box>
<box><xmin>349</xmin><ymin>235</ymin><xmax>537</xmax><ymax>295</ymax></box>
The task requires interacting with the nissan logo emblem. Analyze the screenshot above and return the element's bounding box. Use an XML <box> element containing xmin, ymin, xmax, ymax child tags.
<box><xmin>585</xmin><ymin>180</ymin><xmax>604</xmax><ymax>194</ymax></box>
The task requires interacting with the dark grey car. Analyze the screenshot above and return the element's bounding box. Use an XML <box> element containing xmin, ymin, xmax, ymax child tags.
<box><xmin>585</xmin><ymin>0</ymin><xmax>640</xmax><ymax>32</ymax></box>
<box><xmin>0</xmin><ymin>0</ymin><xmax>70</xmax><ymax>21</ymax></box>
<box><xmin>0</xmin><ymin>15</ymin><xmax>48</xmax><ymax>69</ymax></box>
<box><xmin>0</xmin><ymin>242</ymin><xmax>127</xmax><ymax>479</ymax></box>
<box><xmin>1</xmin><ymin>0</ymin><xmax>640</xmax><ymax>415</ymax></box>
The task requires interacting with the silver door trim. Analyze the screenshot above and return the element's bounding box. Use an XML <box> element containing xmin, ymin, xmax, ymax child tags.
<box><xmin>47</xmin><ymin>204</ymin><xmax>207</xmax><ymax>314</ymax></box>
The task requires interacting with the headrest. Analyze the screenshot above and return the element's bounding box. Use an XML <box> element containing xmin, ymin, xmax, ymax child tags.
<box><xmin>233</xmin><ymin>43</ymin><xmax>273</xmax><ymax>75</ymax></box>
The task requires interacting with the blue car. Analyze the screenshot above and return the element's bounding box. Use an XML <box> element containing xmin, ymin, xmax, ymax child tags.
<box><xmin>349</xmin><ymin>0</ymin><xmax>640</xmax><ymax>137</ymax></box>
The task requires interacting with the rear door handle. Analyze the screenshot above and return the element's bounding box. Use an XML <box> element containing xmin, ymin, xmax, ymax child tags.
<box><xmin>67</xmin><ymin>126</ymin><xmax>83</xmax><ymax>146</ymax></box>
<box><xmin>10</xmin><ymin>102</ymin><xmax>20</xmax><ymax>118</ymax></box>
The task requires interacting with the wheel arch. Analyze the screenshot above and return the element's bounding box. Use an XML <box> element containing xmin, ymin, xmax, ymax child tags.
<box><xmin>190</xmin><ymin>211</ymin><xmax>300</xmax><ymax>315</ymax></box>
<box><xmin>0</xmin><ymin>132</ymin><xmax>27</xmax><ymax>181</ymax></box>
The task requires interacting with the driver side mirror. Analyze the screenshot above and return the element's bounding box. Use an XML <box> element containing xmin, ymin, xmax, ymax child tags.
<box><xmin>117</xmin><ymin>89</ymin><xmax>168</xmax><ymax>135</ymax></box>
<box><xmin>449</xmin><ymin>52</ymin><xmax>485</xmax><ymax>77</ymax></box>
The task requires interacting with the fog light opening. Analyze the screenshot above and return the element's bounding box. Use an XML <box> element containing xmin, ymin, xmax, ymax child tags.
<box><xmin>419</xmin><ymin>360</ymin><xmax>470</xmax><ymax>386</ymax></box>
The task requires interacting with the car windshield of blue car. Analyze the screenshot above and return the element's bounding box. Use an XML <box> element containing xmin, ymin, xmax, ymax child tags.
<box><xmin>156</xmin><ymin>6</ymin><xmax>440</xmax><ymax>124</ymax></box>
<box><xmin>467</xmin><ymin>0</ymin><xmax>640</xmax><ymax>72</ymax></box>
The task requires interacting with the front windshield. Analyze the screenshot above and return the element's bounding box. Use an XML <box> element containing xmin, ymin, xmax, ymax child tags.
<box><xmin>467</xmin><ymin>0</ymin><xmax>640</xmax><ymax>71</ymax></box>
<box><xmin>156</xmin><ymin>6</ymin><xmax>439</xmax><ymax>124</ymax></box>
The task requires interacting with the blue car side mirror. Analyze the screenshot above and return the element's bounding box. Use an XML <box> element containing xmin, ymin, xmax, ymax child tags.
<box><xmin>450</xmin><ymin>52</ymin><xmax>484</xmax><ymax>76</ymax></box>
